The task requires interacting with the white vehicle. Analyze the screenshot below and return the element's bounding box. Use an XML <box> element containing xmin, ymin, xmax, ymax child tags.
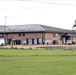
<box><xmin>65</xmin><ymin>40</ymin><xmax>72</xmax><ymax>45</ymax></box>
<box><xmin>0</xmin><ymin>39</ymin><xmax>5</xmax><ymax>46</ymax></box>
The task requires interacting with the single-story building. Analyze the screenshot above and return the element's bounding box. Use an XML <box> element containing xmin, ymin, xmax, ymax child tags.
<box><xmin>0</xmin><ymin>24</ymin><xmax>76</xmax><ymax>45</ymax></box>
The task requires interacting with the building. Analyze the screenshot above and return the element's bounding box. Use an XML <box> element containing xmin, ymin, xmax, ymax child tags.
<box><xmin>0</xmin><ymin>24</ymin><xmax>76</xmax><ymax>45</ymax></box>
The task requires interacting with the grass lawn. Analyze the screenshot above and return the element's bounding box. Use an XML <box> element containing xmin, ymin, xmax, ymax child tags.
<box><xmin>0</xmin><ymin>49</ymin><xmax>76</xmax><ymax>75</ymax></box>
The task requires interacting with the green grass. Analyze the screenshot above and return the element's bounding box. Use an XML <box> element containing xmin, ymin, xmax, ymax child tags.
<box><xmin>0</xmin><ymin>49</ymin><xmax>76</xmax><ymax>75</ymax></box>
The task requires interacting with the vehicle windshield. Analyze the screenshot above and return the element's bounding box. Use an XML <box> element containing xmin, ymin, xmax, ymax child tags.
<box><xmin>67</xmin><ymin>40</ymin><xmax>72</xmax><ymax>43</ymax></box>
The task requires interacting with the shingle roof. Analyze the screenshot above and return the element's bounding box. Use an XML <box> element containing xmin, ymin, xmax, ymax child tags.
<box><xmin>6</xmin><ymin>24</ymin><xmax>45</xmax><ymax>33</ymax></box>
<box><xmin>0</xmin><ymin>24</ymin><xmax>75</xmax><ymax>34</ymax></box>
<box><xmin>0</xmin><ymin>26</ymin><xmax>5</xmax><ymax>32</ymax></box>
<box><xmin>40</xmin><ymin>25</ymin><xmax>76</xmax><ymax>34</ymax></box>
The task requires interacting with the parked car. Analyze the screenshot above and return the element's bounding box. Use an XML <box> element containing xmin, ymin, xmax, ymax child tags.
<box><xmin>65</xmin><ymin>40</ymin><xmax>72</xmax><ymax>45</ymax></box>
<box><xmin>0</xmin><ymin>39</ymin><xmax>5</xmax><ymax>46</ymax></box>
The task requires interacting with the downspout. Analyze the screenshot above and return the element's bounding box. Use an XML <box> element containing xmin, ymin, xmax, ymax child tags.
<box><xmin>42</xmin><ymin>32</ymin><xmax>45</xmax><ymax>44</ymax></box>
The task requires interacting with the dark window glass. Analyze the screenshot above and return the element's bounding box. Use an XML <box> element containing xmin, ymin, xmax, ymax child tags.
<box><xmin>18</xmin><ymin>33</ymin><xmax>21</xmax><ymax>37</ymax></box>
<box><xmin>23</xmin><ymin>33</ymin><xmax>25</xmax><ymax>36</ymax></box>
<box><xmin>26</xmin><ymin>38</ymin><xmax>28</xmax><ymax>44</ymax></box>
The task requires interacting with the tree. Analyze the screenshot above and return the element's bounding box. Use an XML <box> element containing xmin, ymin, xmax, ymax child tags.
<box><xmin>72</xmin><ymin>20</ymin><xmax>76</xmax><ymax>30</ymax></box>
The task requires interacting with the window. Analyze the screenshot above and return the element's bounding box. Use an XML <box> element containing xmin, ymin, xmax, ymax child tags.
<box><xmin>18</xmin><ymin>33</ymin><xmax>21</xmax><ymax>37</ymax></box>
<box><xmin>23</xmin><ymin>33</ymin><xmax>25</xmax><ymax>36</ymax></box>
<box><xmin>0</xmin><ymin>34</ymin><xmax>3</xmax><ymax>38</ymax></box>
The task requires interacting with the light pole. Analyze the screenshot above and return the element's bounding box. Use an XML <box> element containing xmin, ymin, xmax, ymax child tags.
<box><xmin>4</xmin><ymin>16</ymin><xmax>7</xmax><ymax>44</ymax></box>
<box><xmin>4</xmin><ymin>16</ymin><xmax>7</xmax><ymax>32</ymax></box>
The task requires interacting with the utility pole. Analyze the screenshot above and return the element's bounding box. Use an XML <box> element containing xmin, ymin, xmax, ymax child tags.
<box><xmin>4</xmin><ymin>16</ymin><xmax>7</xmax><ymax>44</ymax></box>
<box><xmin>4</xmin><ymin>16</ymin><xmax>7</xmax><ymax>32</ymax></box>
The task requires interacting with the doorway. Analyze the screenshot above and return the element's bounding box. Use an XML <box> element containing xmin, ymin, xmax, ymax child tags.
<box><xmin>32</xmin><ymin>38</ymin><xmax>34</xmax><ymax>44</ymax></box>
<box><xmin>26</xmin><ymin>38</ymin><xmax>29</xmax><ymax>44</ymax></box>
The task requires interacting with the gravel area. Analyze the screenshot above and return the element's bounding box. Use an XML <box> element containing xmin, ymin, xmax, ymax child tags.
<box><xmin>0</xmin><ymin>45</ymin><xmax>76</xmax><ymax>50</ymax></box>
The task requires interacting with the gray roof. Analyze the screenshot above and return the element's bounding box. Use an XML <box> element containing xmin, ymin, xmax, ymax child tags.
<box><xmin>0</xmin><ymin>26</ymin><xmax>5</xmax><ymax>33</ymax></box>
<box><xmin>40</xmin><ymin>25</ymin><xmax>76</xmax><ymax>34</ymax></box>
<box><xmin>0</xmin><ymin>24</ymin><xmax>44</xmax><ymax>33</ymax></box>
<box><xmin>0</xmin><ymin>24</ymin><xmax>76</xmax><ymax>34</ymax></box>
<box><xmin>6</xmin><ymin>24</ymin><xmax>44</xmax><ymax>32</ymax></box>
<box><xmin>70</xmin><ymin>34</ymin><xmax>76</xmax><ymax>37</ymax></box>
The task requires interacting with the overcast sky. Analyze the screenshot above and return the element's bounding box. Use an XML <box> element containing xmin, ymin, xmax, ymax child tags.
<box><xmin>0</xmin><ymin>0</ymin><xmax>76</xmax><ymax>30</ymax></box>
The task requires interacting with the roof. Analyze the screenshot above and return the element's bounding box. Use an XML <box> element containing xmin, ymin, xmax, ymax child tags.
<box><xmin>40</xmin><ymin>25</ymin><xmax>76</xmax><ymax>34</ymax></box>
<box><xmin>70</xmin><ymin>34</ymin><xmax>76</xmax><ymax>37</ymax></box>
<box><xmin>0</xmin><ymin>24</ymin><xmax>44</xmax><ymax>33</ymax></box>
<box><xmin>0</xmin><ymin>24</ymin><xmax>75</xmax><ymax>34</ymax></box>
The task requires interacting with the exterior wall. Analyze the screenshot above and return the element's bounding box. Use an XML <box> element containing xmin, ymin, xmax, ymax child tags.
<box><xmin>7</xmin><ymin>33</ymin><xmax>43</xmax><ymax>40</ymax></box>
<box><xmin>70</xmin><ymin>36</ymin><xmax>76</xmax><ymax>44</ymax></box>
<box><xmin>7</xmin><ymin>33</ymin><xmax>43</xmax><ymax>44</ymax></box>
<box><xmin>45</xmin><ymin>33</ymin><xmax>61</xmax><ymax>44</ymax></box>
<box><xmin>71</xmin><ymin>37</ymin><xmax>76</xmax><ymax>41</ymax></box>
<box><xmin>5</xmin><ymin>32</ymin><xmax>61</xmax><ymax>45</ymax></box>
<box><xmin>73</xmin><ymin>37</ymin><xmax>76</xmax><ymax>44</ymax></box>
<box><xmin>3</xmin><ymin>32</ymin><xmax>76</xmax><ymax>45</ymax></box>
<box><xmin>1</xmin><ymin>32</ymin><xmax>61</xmax><ymax>45</ymax></box>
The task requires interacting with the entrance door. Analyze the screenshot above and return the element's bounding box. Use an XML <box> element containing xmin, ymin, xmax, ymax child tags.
<box><xmin>19</xmin><ymin>40</ymin><xmax>21</xmax><ymax>45</ymax></box>
<box><xmin>37</xmin><ymin>38</ymin><xmax>39</xmax><ymax>44</ymax></box>
<box><xmin>8</xmin><ymin>39</ymin><xmax>12</xmax><ymax>44</ymax></box>
<box><xmin>32</xmin><ymin>38</ymin><xmax>34</xmax><ymax>44</ymax></box>
<box><xmin>52</xmin><ymin>40</ymin><xmax>58</xmax><ymax>44</ymax></box>
<box><xmin>61</xmin><ymin>34</ymin><xmax>71</xmax><ymax>44</ymax></box>
<box><xmin>26</xmin><ymin>38</ymin><xmax>29</xmax><ymax>44</ymax></box>
<box><xmin>15</xmin><ymin>40</ymin><xmax>21</xmax><ymax>45</ymax></box>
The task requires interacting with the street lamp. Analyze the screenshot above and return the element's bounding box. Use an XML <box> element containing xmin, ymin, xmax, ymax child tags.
<box><xmin>4</xmin><ymin>16</ymin><xmax>7</xmax><ymax>44</ymax></box>
<box><xmin>4</xmin><ymin>16</ymin><xmax>7</xmax><ymax>33</ymax></box>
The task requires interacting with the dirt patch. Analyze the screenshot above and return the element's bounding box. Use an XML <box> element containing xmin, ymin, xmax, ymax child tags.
<box><xmin>0</xmin><ymin>45</ymin><xmax>76</xmax><ymax>50</ymax></box>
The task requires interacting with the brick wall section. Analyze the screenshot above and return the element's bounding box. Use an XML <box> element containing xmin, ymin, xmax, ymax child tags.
<box><xmin>7</xmin><ymin>33</ymin><xmax>43</xmax><ymax>40</ymax></box>
<box><xmin>44</xmin><ymin>33</ymin><xmax>61</xmax><ymax>44</ymax></box>
<box><xmin>4</xmin><ymin>32</ymin><xmax>62</xmax><ymax>44</ymax></box>
<box><xmin>45</xmin><ymin>33</ymin><xmax>61</xmax><ymax>40</ymax></box>
<box><xmin>73</xmin><ymin>37</ymin><xmax>76</xmax><ymax>41</ymax></box>
<box><xmin>45</xmin><ymin>33</ymin><xmax>53</xmax><ymax>40</ymax></box>
<box><xmin>71</xmin><ymin>37</ymin><xmax>76</xmax><ymax>41</ymax></box>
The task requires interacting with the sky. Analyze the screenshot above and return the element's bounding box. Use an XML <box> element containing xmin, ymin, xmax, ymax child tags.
<box><xmin>0</xmin><ymin>0</ymin><xmax>76</xmax><ymax>30</ymax></box>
